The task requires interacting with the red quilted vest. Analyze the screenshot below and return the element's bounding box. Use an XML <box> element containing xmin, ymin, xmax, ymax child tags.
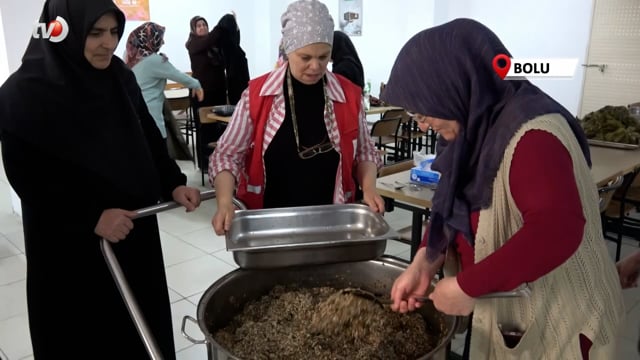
<box><xmin>236</xmin><ymin>72</ymin><xmax>361</xmax><ymax>209</ymax></box>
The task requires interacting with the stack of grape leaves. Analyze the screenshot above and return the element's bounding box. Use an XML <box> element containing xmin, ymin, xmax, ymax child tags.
<box><xmin>580</xmin><ymin>105</ymin><xmax>640</xmax><ymax>145</ymax></box>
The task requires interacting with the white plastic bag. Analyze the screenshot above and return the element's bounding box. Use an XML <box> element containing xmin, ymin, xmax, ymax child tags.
<box><xmin>413</xmin><ymin>150</ymin><xmax>436</xmax><ymax>170</ymax></box>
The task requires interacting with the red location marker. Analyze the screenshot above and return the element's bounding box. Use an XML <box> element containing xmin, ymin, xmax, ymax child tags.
<box><xmin>492</xmin><ymin>54</ymin><xmax>511</xmax><ymax>80</ymax></box>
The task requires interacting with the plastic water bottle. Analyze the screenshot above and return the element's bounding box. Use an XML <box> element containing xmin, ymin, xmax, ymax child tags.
<box><xmin>363</xmin><ymin>80</ymin><xmax>371</xmax><ymax>110</ymax></box>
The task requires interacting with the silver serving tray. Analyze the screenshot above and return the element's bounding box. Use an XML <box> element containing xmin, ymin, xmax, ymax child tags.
<box><xmin>226</xmin><ymin>204</ymin><xmax>398</xmax><ymax>268</ymax></box>
<box><xmin>588</xmin><ymin>138</ymin><xmax>640</xmax><ymax>150</ymax></box>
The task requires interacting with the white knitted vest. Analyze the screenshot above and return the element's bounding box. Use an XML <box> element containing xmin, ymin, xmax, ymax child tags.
<box><xmin>469</xmin><ymin>114</ymin><xmax>624</xmax><ymax>359</ymax></box>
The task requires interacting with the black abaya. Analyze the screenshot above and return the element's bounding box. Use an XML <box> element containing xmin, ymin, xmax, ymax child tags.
<box><xmin>0</xmin><ymin>0</ymin><xmax>187</xmax><ymax>358</ymax></box>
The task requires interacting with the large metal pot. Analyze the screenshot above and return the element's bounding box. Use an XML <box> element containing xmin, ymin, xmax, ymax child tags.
<box><xmin>183</xmin><ymin>255</ymin><xmax>459</xmax><ymax>359</ymax></box>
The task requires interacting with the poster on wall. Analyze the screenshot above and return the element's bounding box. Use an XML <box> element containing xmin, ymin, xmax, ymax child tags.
<box><xmin>114</xmin><ymin>0</ymin><xmax>150</xmax><ymax>21</ymax></box>
<box><xmin>338</xmin><ymin>0</ymin><xmax>362</xmax><ymax>36</ymax></box>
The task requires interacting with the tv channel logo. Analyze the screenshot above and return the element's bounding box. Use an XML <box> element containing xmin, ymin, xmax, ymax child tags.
<box><xmin>32</xmin><ymin>16</ymin><xmax>69</xmax><ymax>43</ymax></box>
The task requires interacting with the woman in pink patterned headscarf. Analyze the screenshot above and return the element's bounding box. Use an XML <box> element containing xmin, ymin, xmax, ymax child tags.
<box><xmin>125</xmin><ymin>21</ymin><xmax>167</xmax><ymax>68</ymax></box>
<box><xmin>125</xmin><ymin>22</ymin><xmax>203</xmax><ymax>139</ymax></box>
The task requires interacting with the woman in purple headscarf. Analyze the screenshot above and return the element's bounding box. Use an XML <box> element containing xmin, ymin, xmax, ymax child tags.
<box><xmin>383</xmin><ymin>18</ymin><xmax>623</xmax><ymax>359</ymax></box>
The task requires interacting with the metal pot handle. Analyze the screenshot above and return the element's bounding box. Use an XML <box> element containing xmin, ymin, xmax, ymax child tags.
<box><xmin>181</xmin><ymin>315</ymin><xmax>207</xmax><ymax>344</ymax></box>
<box><xmin>100</xmin><ymin>190</ymin><xmax>246</xmax><ymax>360</ymax></box>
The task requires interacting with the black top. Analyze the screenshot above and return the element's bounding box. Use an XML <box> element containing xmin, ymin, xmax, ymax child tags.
<box><xmin>0</xmin><ymin>0</ymin><xmax>185</xmax><ymax>358</ymax></box>
<box><xmin>186</xmin><ymin>25</ymin><xmax>227</xmax><ymax>106</ymax></box>
<box><xmin>216</xmin><ymin>14</ymin><xmax>250</xmax><ymax>105</ymax></box>
<box><xmin>263</xmin><ymin>74</ymin><xmax>339</xmax><ymax>208</ymax></box>
<box><xmin>186</xmin><ymin>14</ymin><xmax>250</xmax><ymax>106</ymax></box>
<box><xmin>0</xmin><ymin>0</ymin><xmax>172</xmax><ymax>202</ymax></box>
<box><xmin>331</xmin><ymin>30</ymin><xmax>364</xmax><ymax>89</ymax></box>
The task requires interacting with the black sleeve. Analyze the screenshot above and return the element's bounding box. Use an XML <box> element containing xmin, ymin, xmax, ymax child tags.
<box><xmin>1</xmin><ymin>131</ymin><xmax>106</xmax><ymax>234</ymax></box>
<box><xmin>332</xmin><ymin>61</ymin><xmax>364</xmax><ymax>89</ymax></box>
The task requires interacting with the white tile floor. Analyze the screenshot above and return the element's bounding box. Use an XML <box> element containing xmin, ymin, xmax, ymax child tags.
<box><xmin>0</xmin><ymin>153</ymin><xmax>638</xmax><ymax>359</ymax></box>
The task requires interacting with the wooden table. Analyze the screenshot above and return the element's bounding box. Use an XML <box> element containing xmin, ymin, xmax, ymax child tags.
<box><xmin>203</xmin><ymin>105</ymin><xmax>404</xmax><ymax>124</ymax></box>
<box><xmin>205</xmin><ymin>112</ymin><xmax>231</xmax><ymax>124</ymax></box>
<box><xmin>164</xmin><ymin>88</ymin><xmax>189</xmax><ymax>100</ymax></box>
<box><xmin>590</xmin><ymin>145</ymin><xmax>640</xmax><ymax>185</ymax></box>
<box><xmin>376</xmin><ymin>170</ymin><xmax>434</xmax><ymax>258</ymax></box>
<box><xmin>366</xmin><ymin>105</ymin><xmax>403</xmax><ymax>116</ymax></box>
<box><xmin>376</xmin><ymin>146</ymin><xmax>640</xmax><ymax>259</ymax></box>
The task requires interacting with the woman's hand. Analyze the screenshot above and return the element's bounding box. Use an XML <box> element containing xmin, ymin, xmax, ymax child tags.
<box><xmin>361</xmin><ymin>189</ymin><xmax>385</xmax><ymax>213</ymax></box>
<box><xmin>212</xmin><ymin>199</ymin><xmax>236</xmax><ymax>235</ymax></box>
<box><xmin>390</xmin><ymin>248</ymin><xmax>443</xmax><ymax>313</ymax></box>
<box><xmin>616</xmin><ymin>250</ymin><xmax>640</xmax><ymax>289</ymax></box>
<box><xmin>211</xmin><ymin>171</ymin><xmax>237</xmax><ymax>235</ymax></box>
<box><xmin>428</xmin><ymin>276</ymin><xmax>475</xmax><ymax>316</ymax></box>
<box><xmin>172</xmin><ymin>185</ymin><xmax>201</xmax><ymax>212</ymax></box>
<box><xmin>95</xmin><ymin>209</ymin><xmax>137</xmax><ymax>243</ymax></box>
<box><xmin>193</xmin><ymin>88</ymin><xmax>204</xmax><ymax>102</ymax></box>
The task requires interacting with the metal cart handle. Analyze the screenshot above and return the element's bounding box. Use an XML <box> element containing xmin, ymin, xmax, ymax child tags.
<box><xmin>100</xmin><ymin>190</ymin><xmax>246</xmax><ymax>360</ymax></box>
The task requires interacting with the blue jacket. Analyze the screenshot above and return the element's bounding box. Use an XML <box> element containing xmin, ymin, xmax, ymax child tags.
<box><xmin>132</xmin><ymin>53</ymin><xmax>201</xmax><ymax>138</ymax></box>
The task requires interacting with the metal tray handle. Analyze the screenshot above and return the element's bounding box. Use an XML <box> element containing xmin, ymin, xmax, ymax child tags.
<box><xmin>100</xmin><ymin>190</ymin><xmax>245</xmax><ymax>360</ymax></box>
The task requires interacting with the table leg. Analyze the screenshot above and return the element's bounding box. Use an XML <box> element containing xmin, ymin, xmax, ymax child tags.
<box><xmin>410</xmin><ymin>211</ymin><xmax>423</xmax><ymax>260</ymax></box>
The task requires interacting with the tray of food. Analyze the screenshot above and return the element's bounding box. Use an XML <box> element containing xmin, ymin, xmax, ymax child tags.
<box><xmin>225</xmin><ymin>203</ymin><xmax>399</xmax><ymax>268</ymax></box>
<box><xmin>581</xmin><ymin>105</ymin><xmax>640</xmax><ymax>150</ymax></box>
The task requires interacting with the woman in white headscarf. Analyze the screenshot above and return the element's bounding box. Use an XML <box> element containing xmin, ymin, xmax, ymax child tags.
<box><xmin>209</xmin><ymin>0</ymin><xmax>384</xmax><ymax>235</ymax></box>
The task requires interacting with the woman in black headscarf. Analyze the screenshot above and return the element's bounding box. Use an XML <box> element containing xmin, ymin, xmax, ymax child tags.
<box><xmin>383</xmin><ymin>19</ymin><xmax>623</xmax><ymax>359</ymax></box>
<box><xmin>186</xmin><ymin>15</ymin><xmax>227</xmax><ymax>107</ymax></box>
<box><xmin>0</xmin><ymin>0</ymin><xmax>201</xmax><ymax>358</ymax></box>
<box><xmin>331</xmin><ymin>30</ymin><xmax>364</xmax><ymax>89</ymax></box>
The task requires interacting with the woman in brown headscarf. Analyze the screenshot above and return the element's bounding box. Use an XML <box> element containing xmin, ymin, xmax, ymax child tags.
<box><xmin>186</xmin><ymin>15</ymin><xmax>227</xmax><ymax>107</ymax></box>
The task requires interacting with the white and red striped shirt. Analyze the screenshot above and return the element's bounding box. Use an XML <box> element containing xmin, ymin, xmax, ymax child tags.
<box><xmin>208</xmin><ymin>63</ymin><xmax>381</xmax><ymax>204</ymax></box>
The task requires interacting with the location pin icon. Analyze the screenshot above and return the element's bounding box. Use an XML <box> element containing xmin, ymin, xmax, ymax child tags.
<box><xmin>492</xmin><ymin>54</ymin><xmax>511</xmax><ymax>80</ymax></box>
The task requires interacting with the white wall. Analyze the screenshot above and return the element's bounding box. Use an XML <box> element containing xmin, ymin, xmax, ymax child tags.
<box><xmin>1</xmin><ymin>0</ymin><xmax>595</xmax><ymax>115</ymax></box>
<box><xmin>0</xmin><ymin>6</ymin><xmax>10</xmax><ymax>84</ymax></box>
<box><xmin>113</xmin><ymin>0</ymin><xmax>434</xmax><ymax>97</ymax></box>
<box><xmin>0</xmin><ymin>5</ymin><xmax>23</xmax><ymax>216</ymax></box>
<box><xmin>324</xmin><ymin>0</ymin><xmax>436</xmax><ymax>99</ymax></box>
<box><xmin>433</xmin><ymin>0</ymin><xmax>595</xmax><ymax>115</ymax></box>
<box><xmin>0</xmin><ymin>0</ymin><xmax>44</xmax><ymax>72</ymax></box>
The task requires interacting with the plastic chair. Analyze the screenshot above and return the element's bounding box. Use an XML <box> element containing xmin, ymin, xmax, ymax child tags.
<box><xmin>378</xmin><ymin>159</ymin><xmax>414</xmax><ymax>177</ymax></box>
<box><xmin>166</xmin><ymin>93</ymin><xmax>196</xmax><ymax>160</ymax></box>
<box><xmin>599</xmin><ymin>172</ymin><xmax>630</xmax><ymax>260</ymax></box>
<box><xmin>382</xmin><ymin>109</ymin><xmax>426</xmax><ymax>158</ymax></box>
<box><xmin>196</xmin><ymin>106</ymin><xmax>215</xmax><ymax>186</ymax></box>
<box><xmin>370</xmin><ymin>116</ymin><xmax>401</xmax><ymax>164</ymax></box>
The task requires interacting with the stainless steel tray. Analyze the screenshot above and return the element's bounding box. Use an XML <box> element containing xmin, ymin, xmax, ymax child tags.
<box><xmin>226</xmin><ymin>204</ymin><xmax>398</xmax><ymax>268</ymax></box>
<box><xmin>588</xmin><ymin>139</ymin><xmax>640</xmax><ymax>150</ymax></box>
